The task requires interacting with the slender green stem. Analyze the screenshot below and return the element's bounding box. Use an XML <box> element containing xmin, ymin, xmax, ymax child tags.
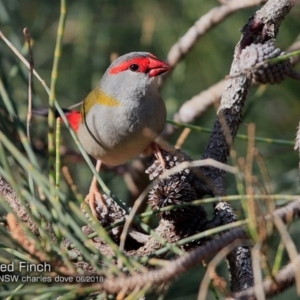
<box><xmin>103</xmin><ymin>194</ymin><xmax>299</xmax><ymax>231</ymax></box>
<box><xmin>23</xmin><ymin>27</ymin><xmax>36</xmax><ymax>202</ymax></box>
<box><xmin>0</xmin><ymin>133</ymin><xmax>65</xmax><ymax>202</ymax></box>
<box><xmin>55</xmin><ymin>118</ymin><xmax>61</xmax><ymax>195</ymax></box>
<box><xmin>0</xmin><ymin>77</ymin><xmax>39</xmax><ymax>169</ymax></box>
<box><xmin>89</xmin><ymin>194</ymin><xmax>299</xmax><ymax>246</ymax></box>
<box><xmin>266</xmin><ymin>49</ymin><xmax>300</xmax><ymax>64</ymax></box>
<box><xmin>209</xmin><ymin>281</ymin><xmax>221</xmax><ymax>300</ymax></box>
<box><xmin>139</xmin><ymin>220</ymin><xmax>249</xmax><ymax>262</ymax></box>
<box><xmin>0</xmin><ymin>286</ymin><xmax>79</xmax><ymax>298</ymax></box>
<box><xmin>5</xmin><ymin>283</ymin><xmax>26</xmax><ymax>300</ymax></box>
<box><xmin>168</xmin><ymin>120</ymin><xmax>294</xmax><ymax>146</ymax></box>
<box><xmin>272</xmin><ymin>239</ymin><xmax>285</xmax><ymax>274</ymax></box>
<box><xmin>177</xmin><ymin>220</ymin><xmax>248</xmax><ymax>247</ymax></box>
<box><xmin>24</xmin><ymin>27</ymin><xmax>33</xmax><ymax>146</ymax></box>
<box><xmin>48</xmin><ymin>0</ymin><xmax>67</xmax><ymax>186</ymax></box>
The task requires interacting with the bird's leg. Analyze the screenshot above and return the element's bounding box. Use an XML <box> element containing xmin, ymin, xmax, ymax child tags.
<box><xmin>147</xmin><ymin>141</ymin><xmax>166</xmax><ymax>170</ymax></box>
<box><xmin>83</xmin><ymin>160</ymin><xmax>107</xmax><ymax>219</ymax></box>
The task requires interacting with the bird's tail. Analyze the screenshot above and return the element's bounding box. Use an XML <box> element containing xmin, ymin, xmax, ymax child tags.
<box><xmin>32</xmin><ymin>107</ymin><xmax>81</xmax><ymax>133</ymax></box>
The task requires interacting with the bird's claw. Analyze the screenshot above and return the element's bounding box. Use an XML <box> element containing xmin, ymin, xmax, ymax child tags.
<box><xmin>144</xmin><ymin>142</ymin><xmax>166</xmax><ymax>171</ymax></box>
<box><xmin>82</xmin><ymin>191</ymin><xmax>108</xmax><ymax>221</ymax></box>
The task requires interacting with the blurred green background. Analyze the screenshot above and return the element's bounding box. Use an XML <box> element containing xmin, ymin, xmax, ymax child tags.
<box><xmin>1</xmin><ymin>0</ymin><xmax>300</xmax><ymax>299</ymax></box>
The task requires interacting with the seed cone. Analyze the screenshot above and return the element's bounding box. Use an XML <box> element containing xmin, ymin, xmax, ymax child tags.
<box><xmin>147</xmin><ymin>149</ymin><xmax>207</xmax><ymax>223</ymax></box>
<box><xmin>240</xmin><ymin>41</ymin><xmax>292</xmax><ymax>84</ymax></box>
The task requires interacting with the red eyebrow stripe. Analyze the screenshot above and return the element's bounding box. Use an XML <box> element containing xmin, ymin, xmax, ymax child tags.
<box><xmin>109</xmin><ymin>57</ymin><xmax>150</xmax><ymax>75</ymax></box>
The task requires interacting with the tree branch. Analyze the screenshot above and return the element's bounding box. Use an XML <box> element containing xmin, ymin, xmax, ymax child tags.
<box><xmin>164</xmin><ymin>0</ymin><xmax>267</xmax><ymax>75</ymax></box>
<box><xmin>80</xmin><ymin>198</ymin><xmax>300</xmax><ymax>295</ymax></box>
<box><xmin>202</xmin><ymin>0</ymin><xmax>294</xmax><ymax>194</ymax></box>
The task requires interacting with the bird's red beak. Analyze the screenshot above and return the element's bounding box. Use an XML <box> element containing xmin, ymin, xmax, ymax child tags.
<box><xmin>148</xmin><ymin>57</ymin><xmax>170</xmax><ymax>77</ymax></box>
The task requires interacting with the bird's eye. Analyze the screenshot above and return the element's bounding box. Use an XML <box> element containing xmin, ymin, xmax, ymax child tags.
<box><xmin>129</xmin><ymin>64</ymin><xmax>139</xmax><ymax>72</ymax></box>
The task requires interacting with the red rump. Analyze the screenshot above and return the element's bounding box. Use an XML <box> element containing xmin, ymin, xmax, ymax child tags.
<box><xmin>32</xmin><ymin>108</ymin><xmax>81</xmax><ymax>133</ymax></box>
<box><xmin>65</xmin><ymin>110</ymin><xmax>81</xmax><ymax>133</ymax></box>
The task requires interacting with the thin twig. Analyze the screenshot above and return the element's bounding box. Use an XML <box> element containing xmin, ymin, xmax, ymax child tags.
<box><xmin>198</xmin><ymin>241</ymin><xmax>242</xmax><ymax>300</ymax></box>
<box><xmin>175</xmin><ymin>128</ymin><xmax>191</xmax><ymax>149</ymax></box>
<box><xmin>118</xmin><ymin>184</ymin><xmax>151</xmax><ymax>256</ymax></box>
<box><xmin>272</xmin><ymin>215</ymin><xmax>300</xmax><ymax>295</ymax></box>
<box><xmin>251</xmin><ymin>243</ymin><xmax>265</xmax><ymax>300</ymax></box>
<box><xmin>62</xmin><ymin>166</ymin><xmax>83</xmax><ymax>202</ymax></box>
<box><xmin>160</xmin><ymin>158</ymin><xmax>237</xmax><ymax>180</ymax></box>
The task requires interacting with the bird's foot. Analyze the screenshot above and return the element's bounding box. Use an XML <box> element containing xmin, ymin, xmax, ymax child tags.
<box><xmin>82</xmin><ymin>188</ymin><xmax>108</xmax><ymax>221</ymax></box>
<box><xmin>152</xmin><ymin>142</ymin><xmax>166</xmax><ymax>171</ymax></box>
<box><xmin>144</xmin><ymin>142</ymin><xmax>166</xmax><ymax>171</ymax></box>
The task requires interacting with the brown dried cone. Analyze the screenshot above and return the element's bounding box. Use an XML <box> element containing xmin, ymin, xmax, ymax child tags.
<box><xmin>81</xmin><ymin>195</ymin><xmax>149</xmax><ymax>251</ymax></box>
<box><xmin>147</xmin><ymin>149</ymin><xmax>208</xmax><ymax>225</ymax></box>
<box><xmin>239</xmin><ymin>41</ymin><xmax>292</xmax><ymax>84</ymax></box>
<box><xmin>80</xmin><ymin>149</ymin><xmax>213</xmax><ymax>254</ymax></box>
<box><xmin>82</xmin><ymin>194</ymin><xmax>127</xmax><ymax>242</ymax></box>
<box><xmin>146</xmin><ymin>149</ymin><xmax>192</xmax><ymax>181</ymax></box>
<box><xmin>149</xmin><ymin>178</ymin><xmax>204</xmax><ymax>223</ymax></box>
